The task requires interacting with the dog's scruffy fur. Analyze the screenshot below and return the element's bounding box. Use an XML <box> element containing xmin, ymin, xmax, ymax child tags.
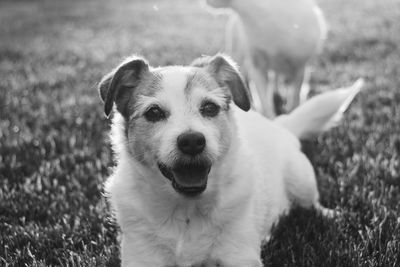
<box><xmin>206</xmin><ymin>0</ymin><xmax>327</xmax><ymax>118</ymax></box>
<box><xmin>98</xmin><ymin>54</ymin><xmax>361</xmax><ymax>267</ymax></box>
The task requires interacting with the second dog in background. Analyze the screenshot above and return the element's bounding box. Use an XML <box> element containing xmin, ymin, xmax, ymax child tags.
<box><xmin>206</xmin><ymin>0</ymin><xmax>327</xmax><ymax>118</ymax></box>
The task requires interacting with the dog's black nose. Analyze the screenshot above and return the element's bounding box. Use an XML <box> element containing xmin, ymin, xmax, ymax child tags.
<box><xmin>177</xmin><ymin>132</ymin><xmax>206</xmax><ymax>156</ymax></box>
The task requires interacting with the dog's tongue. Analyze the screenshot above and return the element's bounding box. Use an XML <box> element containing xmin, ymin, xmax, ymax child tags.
<box><xmin>172</xmin><ymin>164</ymin><xmax>210</xmax><ymax>188</ymax></box>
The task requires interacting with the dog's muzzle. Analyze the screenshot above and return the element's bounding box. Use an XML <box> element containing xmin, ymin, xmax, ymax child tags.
<box><xmin>158</xmin><ymin>160</ymin><xmax>211</xmax><ymax>197</ymax></box>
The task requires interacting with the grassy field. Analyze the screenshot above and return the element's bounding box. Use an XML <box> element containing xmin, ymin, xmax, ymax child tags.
<box><xmin>1</xmin><ymin>0</ymin><xmax>399</xmax><ymax>266</ymax></box>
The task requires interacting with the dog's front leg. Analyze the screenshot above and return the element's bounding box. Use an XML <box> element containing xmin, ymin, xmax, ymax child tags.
<box><xmin>247</xmin><ymin>62</ymin><xmax>276</xmax><ymax>118</ymax></box>
<box><xmin>120</xmin><ymin>234</ymin><xmax>167</xmax><ymax>267</ymax></box>
<box><xmin>211</xmin><ymin>241</ymin><xmax>262</xmax><ymax>267</ymax></box>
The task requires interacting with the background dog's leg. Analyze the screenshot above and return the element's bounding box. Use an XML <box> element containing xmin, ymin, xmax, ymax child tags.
<box><xmin>286</xmin><ymin>66</ymin><xmax>306</xmax><ymax>113</ymax></box>
<box><xmin>272</xmin><ymin>71</ymin><xmax>287</xmax><ymax>115</ymax></box>
<box><xmin>251</xmin><ymin>66</ymin><xmax>275</xmax><ymax>118</ymax></box>
<box><xmin>299</xmin><ymin>67</ymin><xmax>311</xmax><ymax>105</ymax></box>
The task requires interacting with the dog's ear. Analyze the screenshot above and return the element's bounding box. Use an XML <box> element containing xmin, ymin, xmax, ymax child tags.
<box><xmin>98</xmin><ymin>56</ymin><xmax>150</xmax><ymax>118</ymax></box>
<box><xmin>191</xmin><ymin>54</ymin><xmax>251</xmax><ymax>111</ymax></box>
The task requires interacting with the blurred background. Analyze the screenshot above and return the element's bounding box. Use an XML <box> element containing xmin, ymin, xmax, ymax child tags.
<box><xmin>1</xmin><ymin>0</ymin><xmax>399</xmax><ymax>266</ymax></box>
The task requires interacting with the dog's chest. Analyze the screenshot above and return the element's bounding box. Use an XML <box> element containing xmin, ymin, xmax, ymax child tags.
<box><xmin>152</xmin><ymin>210</ymin><xmax>220</xmax><ymax>265</ymax></box>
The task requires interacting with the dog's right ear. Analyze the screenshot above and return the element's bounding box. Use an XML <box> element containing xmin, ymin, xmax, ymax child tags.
<box><xmin>98</xmin><ymin>56</ymin><xmax>149</xmax><ymax>118</ymax></box>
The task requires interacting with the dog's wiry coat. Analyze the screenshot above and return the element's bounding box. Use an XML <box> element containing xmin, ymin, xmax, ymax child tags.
<box><xmin>100</xmin><ymin>55</ymin><xmax>329</xmax><ymax>267</ymax></box>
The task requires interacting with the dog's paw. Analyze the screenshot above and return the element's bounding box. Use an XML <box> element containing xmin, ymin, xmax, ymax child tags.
<box><xmin>315</xmin><ymin>203</ymin><xmax>340</xmax><ymax>218</ymax></box>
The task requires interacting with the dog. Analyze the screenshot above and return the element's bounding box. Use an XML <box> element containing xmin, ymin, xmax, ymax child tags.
<box><xmin>206</xmin><ymin>0</ymin><xmax>327</xmax><ymax>118</ymax></box>
<box><xmin>98</xmin><ymin>54</ymin><xmax>363</xmax><ymax>267</ymax></box>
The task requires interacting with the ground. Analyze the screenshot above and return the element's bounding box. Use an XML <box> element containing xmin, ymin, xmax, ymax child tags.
<box><xmin>0</xmin><ymin>0</ymin><xmax>399</xmax><ymax>266</ymax></box>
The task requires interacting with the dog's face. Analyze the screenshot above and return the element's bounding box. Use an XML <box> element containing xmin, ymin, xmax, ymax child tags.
<box><xmin>99</xmin><ymin>54</ymin><xmax>250</xmax><ymax>197</ymax></box>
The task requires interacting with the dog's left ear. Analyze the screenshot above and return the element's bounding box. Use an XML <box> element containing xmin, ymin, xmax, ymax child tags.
<box><xmin>98</xmin><ymin>56</ymin><xmax>150</xmax><ymax>118</ymax></box>
<box><xmin>191</xmin><ymin>54</ymin><xmax>251</xmax><ymax>111</ymax></box>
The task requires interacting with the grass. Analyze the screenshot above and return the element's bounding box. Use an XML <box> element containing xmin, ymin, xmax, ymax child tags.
<box><xmin>0</xmin><ymin>0</ymin><xmax>399</xmax><ymax>266</ymax></box>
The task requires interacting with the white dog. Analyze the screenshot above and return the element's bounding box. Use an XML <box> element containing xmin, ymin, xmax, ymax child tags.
<box><xmin>98</xmin><ymin>54</ymin><xmax>362</xmax><ymax>267</ymax></box>
<box><xmin>206</xmin><ymin>0</ymin><xmax>327</xmax><ymax>118</ymax></box>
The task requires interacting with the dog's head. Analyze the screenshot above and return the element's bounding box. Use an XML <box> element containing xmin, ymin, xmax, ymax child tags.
<box><xmin>98</xmin><ymin>54</ymin><xmax>250</xmax><ymax>197</ymax></box>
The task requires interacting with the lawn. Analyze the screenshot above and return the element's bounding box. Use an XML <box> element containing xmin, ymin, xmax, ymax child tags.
<box><xmin>0</xmin><ymin>0</ymin><xmax>399</xmax><ymax>266</ymax></box>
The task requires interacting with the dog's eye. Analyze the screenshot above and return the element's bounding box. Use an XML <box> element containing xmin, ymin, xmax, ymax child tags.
<box><xmin>200</xmin><ymin>102</ymin><xmax>220</xmax><ymax>118</ymax></box>
<box><xmin>144</xmin><ymin>106</ymin><xmax>166</xmax><ymax>122</ymax></box>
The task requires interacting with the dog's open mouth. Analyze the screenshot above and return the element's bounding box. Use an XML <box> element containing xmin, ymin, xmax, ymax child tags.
<box><xmin>158</xmin><ymin>161</ymin><xmax>211</xmax><ymax>197</ymax></box>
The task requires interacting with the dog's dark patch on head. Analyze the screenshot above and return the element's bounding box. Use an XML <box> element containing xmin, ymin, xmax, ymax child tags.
<box><xmin>125</xmin><ymin>72</ymin><xmax>163</xmax><ymax>118</ymax></box>
<box><xmin>98</xmin><ymin>57</ymin><xmax>165</xmax><ymax>120</ymax></box>
<box><xmin>185</xmin><ymin>69</ymin><xmax>213</xmax><ymax>94</ymax></box>
<box><xmin>122</xmin><ymin>73</ymin><xmax>163</xmax><ymax>150</ymax></box>
<box><xmin>123</xmin><ymin>72</ymin><xmax>163</xmax><ymax>165</ymax></box>
<box><xmin>191</xmin><ymin>54</ymin><xmax>251</xmax><ymax>111</ymax></box>
<box><xmin>185</xmin><ymin>68</ymin><xmax>232</xmax><ymax>110</ymax></box>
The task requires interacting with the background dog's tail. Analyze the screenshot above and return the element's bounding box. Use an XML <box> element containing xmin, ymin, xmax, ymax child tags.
<box><xmin>275</xmin><ymin>79</ymin><xmax>364</xmax><ymax>140</ymax></box>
